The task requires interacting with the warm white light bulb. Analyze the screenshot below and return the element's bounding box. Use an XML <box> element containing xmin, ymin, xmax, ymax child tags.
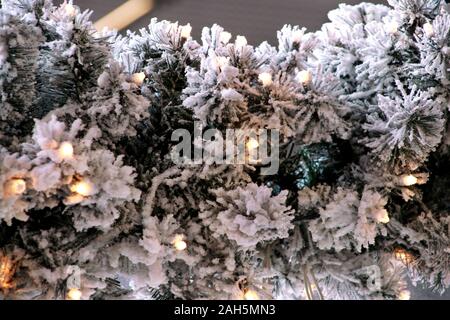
<box><xmin>297</xmin><ymin>70</ymin><xmax>312</xmax><ymax>85</ymax></box>
<box><xmin>220</xmin><ymin>31</ymin><xmax>232</xmax><ymax>44</ymax></box>
<box><xmin>217</xmin><ymin>56</ymin><xmax>229</xmax><ymax>69</ymax></box>
<box><xmin>235</xmin><ymin>36</ymin><xmax>248</xmax><ymax>48</ymax></box>
<box><xmin>172</xmin><ymin>235</ymin><xmax>187</xmax><ymax>251</ymax></box>
<box><xmin>64</xmin><ymin>3</ymin><xmax>77</xmax><ymax>17</ymax></box>
<box><xmin>181</xmin><ymin>24</ymin><xmax>192</xmax><ymax>39</ymax></box>
<box><xmin>131</xmin><ymin>72</ymin><xmax>146</xmax><ymax>86</ymax></box>
<box><xmin>246</xmin><ymin>138</ymin><xmax>259</xmax><ymax>151</ymax></box>
<box><xmin>375</xmin><ymin>209</ymin><xmax>390</xmax><ymax>224</ymax></box>
<box><xmin>292</xmin><ymin>30</ymin><xmax>303</xmax><ymax>43</ymax></box>
<box><xmin>398</xmin><ymin>290</ymin><xmax>411</xmax><ymax>301</ymax></box>
<box><xmin>64</xmin><ymin>193</ymin><xmax>84</xmax><ymax>206</ymax></box>
<box><xmin>4</xmin><ymin>178</ymin><xmax>26</xmax><ymax>197</ymax></box>
<box><xmin>401</xmin><ymin>175</ymin><xmax>418</xmax><ymax>187</ymax></box>
<box><xmin>423</xmin><ymin>22</ymin><xmax>434</xmax><ymax>37</ymax></box>
<box><xmin>258</xmin><ymin>72</ymin><xmax>273</xmax><ymax>87</ymax></box>
<box><xmin>58</xmin><ymin>141</ymin><xmax>74</xmax><ymax>160</ymax></box>
<box><xmin>70</xmin><ymin>179</ymin><xmax>95</xmax><ymax>197</ymax></box>
<box><xmin>67</xmin><ymin>288</ymin><xmax>82</xmax><ymax>300</ymax></box>
<box><xmin>244</xmin><ymin>290</ymin><xmax>259</xmax><ymax>300</ymax></box>
<box><xmin>386</xmin><ymin>21</ymin><xmax>399</xmax><ymax>34</ymax></box>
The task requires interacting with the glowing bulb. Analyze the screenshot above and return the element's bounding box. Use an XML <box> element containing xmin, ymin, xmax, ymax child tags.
<box><xmin>244</xmin><ymin>290</ymin><xmax>259</xmax><ymax>300</ymax></box>
<box><xmin>375</xmin><ymin>209</ymin><xmax>390</xmax><ymax>224</ymax></box>
<box><xmin>58</xmin><ymin>141</ymin><xmax>74</xmax><ymax>160</ymax></box>
<box><xmin>386</xmin><ymin>21</ymin><xmax>399</xmax><ymax>34</ymax></box>
<box><xmin>423</xmin><ymin>22</ymin><xmax>434</xmax><ymax>37</ymax></box>
<box><xmin>394</xmin><ymin>248</ymin><xmax>415</xmax><ymax>264</ymax></box>
<box><xmin>67</xmin><ymin>288</ymin><xmax>82</xmax><ymax>300</ymax></box>
<box><xmin>180</xmin><ymin>23</ymin><xmax>192</xmax><ymax>39</ymax></box>
<box><xmin>401</xmin><ymin>175</ymin><xmax>418</xmax><ymax>187</ymax></box>
<box><xmin>64</xmin><ymin>3</ymin><xmax>77</xmax><ymax>17</ymax></box>
<box><xmin>235</xmin><ymin>36</ymin><xmax>248</xmax><ymax>48</ymax></box>
<box><xmin>398</xmin><ymin>290</ymin><xmax>411</xmax><ymax>301</ymax></box>
<box><xmin>220</xmin><ymin>31</ymin><xmax>232</xmax><ymax>44</ymax></box>
<box><xmin>131</xmin><ymin>72</ymin><xmax>146</xmax><ymax>86</ymax></box>
<box><xmin>70</xmin><ymin>179</ymin><xmax>95</xmax><ymax>197</ymax></box>
<box><xmin>258</xmin><ymin>72</ymin><xmax>273</xmax><ymax>87</ymax></box>
<box><xmin>292</xmin><ymin>30</ymin><xmax>303</xmax><ymax>43</ymax></box>
<box><xmin>297</xmin><ymin>70</ymin><xmax>312</xmax><ymax>85</ymax></box>
<box><xmin>172</xmin><ymin>235</ymin><xmax>187</xmax><ymax>251</ymax></box>
<box><xmin>0</xmin><ymin>256</ymin><xmax>14</xmax><ymax>289</ymax></box>
<box><xmin>4</xmin><ymin>178</ymin><xmax>26</xmax><ymax>197</ymax></box>
<box><xmin>246</xmin><ymin>138</ymin><xmax>259</xmax><ymax>151</ymax></box>
<box><xmin>64</xmin><ymin>193</ymin><xmax>84</xmax><ymax>206</ymax></box>
<box><xmin>217</xmin><ymin>56</ymin><xmax>229</xmax><ymax>69</ymax></box>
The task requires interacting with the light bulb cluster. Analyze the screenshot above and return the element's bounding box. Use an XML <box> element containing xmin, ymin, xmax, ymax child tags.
<box><xmin>292</xmin><ymin>30</ymin><xmax>303</xmax><ymax>44</ymax></box>
<box><xmin>131</xmin><ymin>72</ymin><xmax>146</xmax><ymax>86</ymax></box>
<box><xmin>400</xmin><ymin>174</ymin><xmax>418</xmax><ymax>187</ymax></box>
<box><xmin>220</xmin><ymin>31</ymin><xmax>232</xmax><ymax>44</ymax></box>
<box><xmin>246</xmin><ymin>138</ymin><xmax>259</xmax><ymax>152</ymax></box>
<box><xmin>235</xmin><ymin>36</ymin><xmax>248</xmax><ymax>48</ymax></box>
<box><xmin>243</xmin><ymin>289</ymin><xmax>259</xmax><ymax>300</ymax></box>
<box><xmin>394</xmin><ymin>248</ymin><xmax>415</xmax><ymax>265</ymax></box>
<box><xmin>180</xmin><ymin>24</ymin><xmax>192</xmax><ymax>39</ymax></box>
<box><xmin>258</xmin><ymin>72</ymin><xmax>273</xmax><ymax>87</ymax></box>
<box><xmin>0</xmin><ymin>256</ymin><xmax>15</xmax><ymax>290</ymax></box>
<box><xmin>63</xmin><ymin>3</ymin><xmax>77</xmax><ymax>17</ymax></box>
<box><xmin>67</xmin><ymin>288</ymin><xmax>82</xmax><ymax>300</ymax></box>
<box><xmin>172</xmin><ymin>234</ymin><xmax>187</xmax><ymax>251</ymax></box>
<box><xmin>70</xmin><ymin>179</ymin><xmax>95</xmax><ymax>197</ymax></box>
<box><xmin>374</xmin><ymin>208</ymin><xmax>390</xmax><ymax>224</ymax></box>
<box><xmin>297</xmin><ymin>70</ymin><xmax>312</xmax><ymax>85</ymax></box>
<box><xmin>423</xmin><ymin>22</ymin><xmax>434</xmax><ymax>37</ymax></box>
<box><xmin>3</xmin><ymin>178</ymin><xmax>26</xmax><ymax>197</ymax></box>
<box><xmin>386</xmin><ymin>21</ymin><xmax>399</xmax><ymax>34</ymax></box>
<box><xmin>58</xmin><ymin>141</ymin><xmax>74</xmax><ymax>160</ymax></box>
<box><xmin>398</xmin><ymin>290</ymin><xmax>411</xmax><ymax>301</ymax></box>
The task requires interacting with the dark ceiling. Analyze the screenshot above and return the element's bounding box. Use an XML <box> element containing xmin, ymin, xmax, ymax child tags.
<box><xmin>60</xmin><ymin>0</ymin><xmax>389</xmax><ymax>44</ymax></box>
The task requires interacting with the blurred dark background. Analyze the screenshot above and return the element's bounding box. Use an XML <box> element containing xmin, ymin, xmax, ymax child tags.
<box><xmin>55</xmin><ymin>0</ymin><xmax>448</xmax><ymax>300</ymax></box>
<box><xmin>59</xmin><ymin>0</ymin><xmax>389</xmax><ymax>44</ymax></box>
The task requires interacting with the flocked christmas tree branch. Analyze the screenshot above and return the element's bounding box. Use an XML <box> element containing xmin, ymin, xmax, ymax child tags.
<box><xmin>0</xmin><ymin>0</ymin><xmax>449</xmax><ymax>300</ymax></box>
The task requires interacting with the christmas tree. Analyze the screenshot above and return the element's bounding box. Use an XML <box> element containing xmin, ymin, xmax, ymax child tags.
<box><xmin>0</xmin><ymin>0</ymin><xmax>449</xmax><ymax>300</ymax></box>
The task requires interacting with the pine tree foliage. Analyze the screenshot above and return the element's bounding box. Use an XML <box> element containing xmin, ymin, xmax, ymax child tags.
<box><xmin>0</xmin><ymin>0</ymin><xmax>449</xmax><ymax>300</ymax></box>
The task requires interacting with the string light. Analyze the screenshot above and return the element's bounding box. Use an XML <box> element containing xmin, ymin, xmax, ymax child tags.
<box><xmin>394</xmin><ymin>248</ymin><xmax>415</xmax><ymax>265</ymax></box>
<box><xmin>216</xmin><ymin>56</ymin><xmax>229</xmax><ymax>69</ymax></box>
<box><xmin>131</xmin><ymin>72</ymin><xmax>146</xmax><ymax>86</ymax></box>
<box><xmin>243</xmin><ymin>289</ymin><xmax>259</xmax><ymax>300</ymax></box>
<box><xmin>235</xmin><ymin>36</ymin><xmax>248</xmax><ymax>48</ymax></box>
<box><xmin>398</xmin><ymin>290</ymin><xmax>411</xmax><ymax>300</ymax></box>
<box><xmin>67</xmin><ymin>288</ymin><xmax>82</xmax><ymax>300</ymax></box>
<box><xmin>220</xmin><ymin>31</ymin><xmax>232</xmax><ymax>44</ymax></box>
<box><xmin>172</xmin><ymin>234</ymin><xmax>187</xmax><ymax>251</ymax></box>
<box><xmin>4</xmin><ymin>178</ymin><xmax>26</xmax><ymax>197</ymax></box>
<box><xmin>258</xmin><ymin>72</ymin><xmax>273</xmax><ymax>87</ymax></box>
<box><xmin>246</xmin><ymin>138</ymin><xmax>259</xmax><ymax>151</ymax></box>
<box><xmin>64</xmin><ymin>3</ymin><xmax>77</xmax><ymax>17</ymax></box>
<box><xmin>64</xmin><ymin>193</ymin><xmax>85</xmax><ymax>205</ymax></box>
<box><xmin>423</xmin><ymin>22</ymin><xmax>434</xmax><ymax>37</ymax></box>
<box><xmin>58</xmin><ymin>141</ymin><xmax>74</xmax><ymax>160</ymax></box>
<box><xmin>386</xmin><ymin>21</ymin><xmax>399</xmax><ymax>34</ymax></box>
<box><xmin>400</xmin><ymin>174</ymin><xmax>418</xmax><ymax>187</ymax></box>
<box><xmin>180</xmin><ymin>23</ymin><xmax>192</xmax><ymax>39</ymax></box>
<box><xmin>297</xmin><ymin>70</ymin><xmax>312</xmax><ymax>85</ymax></box>
<box><xmin>0</xmin><ymin>256</ymin><xmax>14</xmax><ymax>291</ymax></box>
<box><xmin>292</xmin><ymin>30</ymin><xmax>303</xmax><ymax>43</ymax></box>
<box><xmin>70</xmin><ymin>179</ymin><xmax>95</xmax><ymax>197</ymax></box>
<box><xmin>374</xmin><ymin>209</ymin><xmax>390</xmax><ymax>224</ymax></box>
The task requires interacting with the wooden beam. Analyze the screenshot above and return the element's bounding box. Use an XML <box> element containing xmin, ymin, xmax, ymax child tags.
<box><xmin>94</xmin><ymin>0</ymin><xmax>154</xmax><ymax>31</ymax></box>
